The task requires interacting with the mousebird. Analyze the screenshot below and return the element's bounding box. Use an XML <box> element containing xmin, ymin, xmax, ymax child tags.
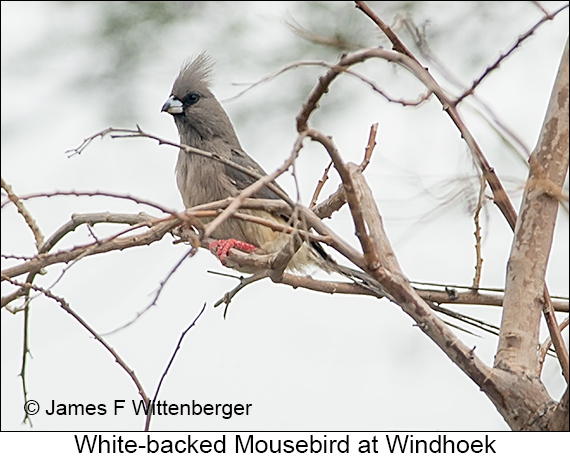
<box><xmin>161</xmin><ymin>53</ymin><xmax>340</xmax><ymax>274</ymax></box>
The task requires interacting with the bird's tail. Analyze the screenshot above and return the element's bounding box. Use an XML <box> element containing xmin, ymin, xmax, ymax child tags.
<box><xmin>315</xmin><ymin>244</ymin><xmax>499</xmax><ymax>337</ymax></box>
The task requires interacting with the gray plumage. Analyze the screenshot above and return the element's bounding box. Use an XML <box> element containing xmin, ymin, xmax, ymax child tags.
<box><xmin>161</xmin><ymin>53</ymin><xmax>325</xmax><ymax>272</ymax></box>
<box><xmin>161</xmin><ymin>56</ymin><xmax>503</xmax><ymax>335</ymax></box>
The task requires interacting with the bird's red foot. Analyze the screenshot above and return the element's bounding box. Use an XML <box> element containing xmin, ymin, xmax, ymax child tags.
<box><xmin>209</xmin><ymin>239</ymin><xmax>258</xmax><ymax>265</ymax></box>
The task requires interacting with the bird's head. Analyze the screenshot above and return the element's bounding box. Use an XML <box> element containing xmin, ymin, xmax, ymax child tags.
<box><xmin>162</xmin><ymin>53</ymin><xmax>239</xmax><ymax>148</ymax></box>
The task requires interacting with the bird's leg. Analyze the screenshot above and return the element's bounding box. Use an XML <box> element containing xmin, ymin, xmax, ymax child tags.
<box><xmin>209</xmin><ymin>239</ymin><xmax>258</xmax><ymax>265</ymax></box>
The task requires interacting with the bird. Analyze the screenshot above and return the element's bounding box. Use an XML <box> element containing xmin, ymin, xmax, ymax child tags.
<box><xmin>161</xmin><ymin>53</ymin><xmax>334</xmax><ymax>274</ymax></box>
<box><xmin>160</xmin><ymin>54</ymin><xmax>504</xmax><ymax>337</ymax></box>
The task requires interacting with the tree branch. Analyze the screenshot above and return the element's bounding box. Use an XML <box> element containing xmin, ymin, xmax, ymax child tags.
<box><xmin>455</xmin><ymin>3</ymin><xmax>569</xmax><ymax>103</ymax></box>
<box><xmin>496</xmin><ymin>38</ymin><xmax>569</xmax><ymax>381</ymax></box>
<box><xmin>144</xmin><ymin>303</ymin><xmax>206</xmax><ymax>431</ymax></box>
<box><xmin>1</xmin><ymin>217</ymin><xmax>179</xmax><ymax>282</ymax></box>
<box><xmin>295</xmin><ymin>46</ymin><xmax>520</xmax><ymax>231</ymax></box>
<box><xmin>1</xmin><ymin>177</ymin><xmax>44</xmax><ymax>250</ymax></box>
<box><xmin>2</xmin><ymin>275</ymin><xmax>150</xmax><ymax>410</ymax></box>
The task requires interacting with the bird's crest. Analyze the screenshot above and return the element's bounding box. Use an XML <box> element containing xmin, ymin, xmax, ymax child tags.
<box><xmin>172</xmin><ymin>52</ymin><xmax>214</xmax><ymax>96</ymax></box>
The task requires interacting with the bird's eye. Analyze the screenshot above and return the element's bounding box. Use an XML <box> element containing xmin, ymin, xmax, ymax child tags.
<box><xmin>183</xmin><ymin>92</ymin><xmax>200</xmax><ymax>106</ymax></box>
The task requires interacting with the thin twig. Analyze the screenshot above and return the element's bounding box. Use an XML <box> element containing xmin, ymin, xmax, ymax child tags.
<box><xmin>2</xmin><ymin>275</ymin><xmax>150</xmax><ymax>414</ymax></box>
<box><xmin>309</xmin><ymin>162</ymin><xmax>333</xmax><ymax>209</ymax></box>
<box><xmin>297</xmin><ymin>47</ymin><xmax>520</xmax><ymax>231</ymax></box>
<box><xmin>354</xmin><ymin>1</ymin><xmax>421</xmax><ymax>63</ymax></box>
<box><xmin>1</xmin><ymin>217</ymin><xmax>178</xmax><ymax>282</ymax></box>
<box><xmin>360</xmin><ymin>123</ymin><xmax>379</xmax><ymax>171</ymax></box>
<box><xmin>203</xmin><ymin>131</ymin><xmax>308</xmax><ymax>239</ymax></box>
<box><xmin>456</xmin><ymin>3</ymin><xmax>569</xmax><ymax>103</ymax></box>
<box><xmin>538</xmin><ymin>317</ymin><xmax>570</xmax><ymax>376</ymax></box>
<box><xmin>3</xmin><ymin>203</ymin><xmax>568</xmax><ymax>311</ymax></box>
<box><xmin>543</xmin><ymin>291</ymin><xmax>570</xmax><ymax>383</ymax></box>
<box><xmin>429</xmin><ymin>303</ymin><xmax>500</xmax><ymax>336</ymax></box>
<box><xmin>400</xmin><ymin>16</ymin><xmax>533</xmax><ymax>163</ymax></box>
<box><xmin>1</xmin><ymin>178</ymin><xmax>44</xmax><ymax>249</ymax></box>
<box><xmin>531</xmin><ymin>1</ymin><xmax>552</xmax><ymax>17</ymax></box>
<box><xmin>1</xmin><ymin>254</ymin><xmax>38</xmax><ymax>261</ymax></box>
<box><xmin>312</xmin><ymin>183</ymin><xmax>347</xmax><ymax>220</ymax></box>
<box><xmin>1</xmin><ymin>178</ymin><xmax>44</xmax><ymax>422</ymax></box>
<box><xmin>20</xmin><ymin>298</ymin><xmax>32</xmax><ymax>425</ymax></box>
<box><xmin>144</xmin><ymin>303</ymin><xmax>206</xmax><ymax>431</ymax></box>
<box><xmin>226</xmin><ymin>60</ymin><xmax>429</xmax><ymax>106</ymax></box>
<box><xmin>101</xmin><ymin>247</ymin><xmax>198</xmax><ymax>336</ymax></box>
<box><xmin>306</xmin><ymin>128</ymin><xmax>382</xmax><ymax>273</ymax></box>
<box><xmin>2</xmin><ymin>189</ymin><xmax>177</xmax><ymax>215</ymax></box>
<box><xmin>65</xmin><ymin>127</ymin><xmax>293</xmax><ymax>207</ymax></box>
<box><xmin>472</xmin><ymin>174</ymin><xmax>486</xmax><ymax>289</ymax></box>
<box><xmin>285</xmin><ymin>17</ymin><xmax>363</xmax><ymax>52</ymax></box>
<box><xmin>213</xmin><ymin>272</ymin><xmax>268</xmax><ymax>318</ymax></box>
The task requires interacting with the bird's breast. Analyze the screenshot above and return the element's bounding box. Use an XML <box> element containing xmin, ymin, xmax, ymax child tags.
<box><xmin>175</xmin><ymin>150</ymin><xmax>235</xmax><ymax>208</ymax></box>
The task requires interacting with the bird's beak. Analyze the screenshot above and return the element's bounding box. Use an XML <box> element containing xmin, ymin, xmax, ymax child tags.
<box><xmin>161</xmin><ymin>96</ymin><xmax>183</xmax><ymax>114</ymax></box>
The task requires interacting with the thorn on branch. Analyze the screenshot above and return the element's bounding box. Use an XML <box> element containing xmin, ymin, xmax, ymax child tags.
<box><xmin>445</xmin><ymin>287</ymin><xmax>460</xmax><ymax>301</ymax></box>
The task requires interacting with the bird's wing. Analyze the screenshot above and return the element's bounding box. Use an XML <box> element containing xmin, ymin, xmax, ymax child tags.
<box><xmin>225</xmin><ymin>148</ymin><xmax>285</xmax><ymax>200</ymax></box>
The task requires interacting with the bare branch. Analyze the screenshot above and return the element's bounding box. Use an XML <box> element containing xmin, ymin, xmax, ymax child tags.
<box><xmin>292</xmin><ymin>127</ymin><xmax>503</xmax><ymax>409</ymax></box>
<box><xmin>312</xmin><ymin>184</ymin><xmax>347</xmax><ymax>220</ymax></box>
<box><xmin>102</xmin><ymin>247</ymin><xmax>198</xmax><ymax>336</ymax></box>
<box><xmin>349</xmin><ymin>162</ymin><xmax>402</xmax><ymax>273</ymax></box>
<box><xmin>305</xmin><ymin>129</ymin><xmax>382</xmax><ymax>274</ymax></box>
<box><xmin>400</xmin><ymin>16</ymin><xmax>532</xmax><ymax>163</ymax></box>
<box><xmin>496</xmin><ymin>39</ymin><xmax>569</xmax><ymax>381</ymax></box>
<box><xmin>1</xmin><ymin>177</ymin><xmax>44</xmax><ymax>249</ymax></box>
<box><xmin>227</xmin><ymin>60</ymin><xmax>429</xmax><ymax>108</ymax></box>
<box><xmin>294</xmin><ymin>31</ymin><xmax>565</xmax><ymax>425</ymax></box>
<box><xmin>531</xmin><ymin>1</ymin><xmax>552</xmax><ymax>17</ymax></box>
<box><xmin>144</xmin><ymin>303</ymin><xmax>206</xmax><ymax>431</ymax></box>
<box><xmin>309</xmin><ymin>162</ymin><xmax>333</xmax><ymax>209</ymax></box>
<box><xmin>539</xmin><ymin>317</ymin><xmax>570</xmax><ymax>376</ymax></box>
<box><xmin>354</xmin><ymin>1</ymin><xmax>421</xmax><ymax>63</ymax></box>
<box><xmin>456</xmin><ymin>3</ymin><xmax>569</xmax><ymax>103</ymax></box>
<box><xmin>1</xmin><ymin>254</ymin><xmax>38</xmax><ymax>261</ymax></box>
<box><xmin>2</xmin><ymin>217</ymin><xmax>179</xmax><ymax>281</ymax></box>
<box><xmin>360</xmin><ymin>122</ymin><xmax>379</xmax><ymax>171</ymax></box>
<box><xmin>268</xmin><ymin>208</ymin><xmax>307</xmax><ymax>280</ymax></box>
<box><xmin>549</xmin><ymin>387</ymin><xmax>569</xmax><ymax>431</ymax></box>
<box><xmin>344</xmin><ymin>68</ymin><xmax>432</xmax><ymax>106</ymax></box>
<box><xmin>2</xmin><ymin>275</ymin><xmax>150</xmax><ymax>410</ymax></box>
<box><xmin>20</xmin><ymin>301</ymin><xmax>32</xmax><ymax>425</ymax></box>
<box><xmin>295</xmin><ymin>39</ymin><xmax>517</xmax><ymax>232</ymax></box>
<box><xmin>472</xmin><ymin>174</ymin><xmax>486</xmax><ymax>289</ymax></box>
<box><xmin>66</xmin><ymin>127</ymin><xmax>293</xmax><ymax>207</ymax></box>
<box><xmin>543</xmin><ymin>291</ymin><xmax>570</xmax><ymax>383</ymax></box>
<box><xmin>204</xmin><ymin>131</ymin><xmax>308</xmax><ymax>239</ymax></box>
<box><xmin>213</xmin><ymin>271</ymin><xmax>268</xmax><ymax>318</ymax></box>
<box><xmin>2</xmin><ymin>189</ymin><xmax>177</xmax><ymax>215</ymax></box>
<box><xmin>4</xmin><ymin>201</ymin><xmax>567</xmax><ymax>313</ymax></box>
